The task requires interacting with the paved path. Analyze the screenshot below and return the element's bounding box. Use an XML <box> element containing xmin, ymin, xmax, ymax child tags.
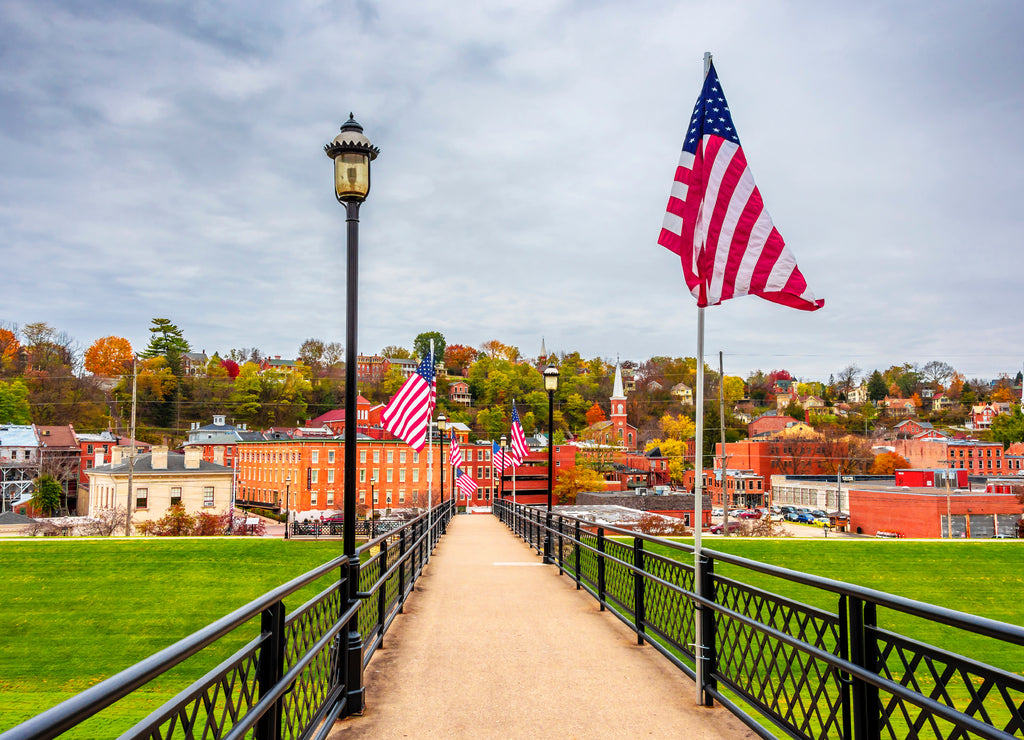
<box><xmin>330</xmin><ymin>514</ymin><xmax>756</xmax><ymax>740</ymax></box>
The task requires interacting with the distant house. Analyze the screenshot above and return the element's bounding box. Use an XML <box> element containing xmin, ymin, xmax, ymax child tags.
<box><xmin>932</xmin><ymin>393</ymin><xmax>954</xmax><ymax>412</ymax></box>
<box><xmin>883</xmin><ymin>396</ymin><xmax>916</xmax><ymax>418</ymax></box>
<box><xmin>847</xmin><ymin>384</ymin><xmax>868</xmax><ymax>404</ymax></box>
<box><xmin>260</xmin><ymin>356</ymin><xmax>302</xmax><ymax>374</ymax></box>
<box><xmin>389</xmin><ymin>358</ymin><xmax>418</xmax><ymax>379</ymax></box>
<box><xmin>308</xmin><ymin>397</ymin><xmax>372</xmax><ymax>435</ymax></box>
<box><xmin>748</xmin><ymin>412</ymin><xmax>798</xmax><ymax>439</ymax></box>
<box><xmin>448</xmin><ymin>379</ymin><xmax>471</xmax><ymax>406</ymax></box>
<box><xmin>183</xmin><ymin>352</ymin><xmax>209</xmax><ymax>376</ymax></box>
<box><xmin>893</xmin><ymin>419</ymin><xmax>935</xmax><ymax>439</ymax></box>
<box><xmin>356</xmin><ymin>355</ymin><xmax>389</xmax><ymax>384</ymax></box>
<box><xmin>670</xmin><ymin>382</ymin><xmax>693</xmax><ymax>405</ymax></box>
<box><xmin>971</xmin><ymin>402</ymin><xmax>1011</xmax><ymax>430</ymax></box>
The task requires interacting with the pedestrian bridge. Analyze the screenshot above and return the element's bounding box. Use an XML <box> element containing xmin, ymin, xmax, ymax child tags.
<box><xmin>3</xmin><ymin>500</ymin><xmax>1022</xmax><ymax>740</ymax></box>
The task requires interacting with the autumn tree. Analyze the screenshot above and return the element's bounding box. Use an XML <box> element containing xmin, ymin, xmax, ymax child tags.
<box><xmin>381</xmin><ymin>345</ymin><xmax>412</xmax><ymax>359</ymax></box>
<box><xmin>32</xmin><ymin>474</ymin><xmax>62</xmax><ymax>516</ymax></box>
<box><xmin>553</xmin><ymin>466</ymin><xmax>605</xmax><ymax>505</ymax></box>
<box><xmin>660</xmin><ymin>413</ymin><xmax>695</xmax><ymax>440</ymax></box>
<box><xmin>991</xmin><ymin>408</ymin><xmax>1024</xmax><ymax>448</ymax></box>
<box><xmin>444</xmin><ymin>344</ymin><xmax>479</xmax><ymax>375</ymax></box>
<box><xmin>0</xmin><ymin>326</ymin><xmax>21</xmax><ymax>375</ymax></box>
<box><xmin>921</xmin><ymin>360</ymin><xmax>955</xmax><ymax>389</ymax></box>
<box><xmin>23</xmin><ymin>322</ymin><xmax>79</xmax><ymax>372</ymax></box>
<box><xmin>585</xmin><ymin>402</ymin><xmax>606</xmax><ymax>426</ymax></box>
<box><xmin>220</xmin><ymin>358</ymin><xmax>240</xmax><ymax>379</ymax></box>
<box><xmin>84</xmin><ymin>336</ymin><xmax>134</xmax><ymax>376</ymax></box>
<box><xmin>297</xmin><ymin>339</ymin><xmax>326</xmax><ymax>376</ymax></box>
<box><xmin>870</xmin><ymin>452</ymin><xmax>910</xmax><ymax>475</ymax></box>
<box><xmin>479</xmin><ymin>339</ymin><xmax>520</xmax><ymax>363</ymax></box>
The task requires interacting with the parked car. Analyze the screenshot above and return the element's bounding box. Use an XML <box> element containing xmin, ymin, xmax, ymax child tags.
<box><xmin>728</xmin><ymin>509</ymin><xmax>746</xmax><ymax>517</ymax></box>
<box><xmin>711</xmin><ymin>521</ymin><xmax>742</xmax><ymax>534</ymax></box>
<box><xmin>712</xmin><ymin>507</ymin><xmax>724</xmax><ymax>517</ymax></box>
<box><xmin>810</xmin><ymin>509</ymin><xmax>828</xmax><ymax>518</ymax></box>
<box><xmin>794</xmin><ymin>512</ymin><xmax>816</xmax><ymax>524</ymax></box>
<box><xmin>737</xmin><ymin>509</ymin><xmax>762</xmax><ymax>519</ymax></box>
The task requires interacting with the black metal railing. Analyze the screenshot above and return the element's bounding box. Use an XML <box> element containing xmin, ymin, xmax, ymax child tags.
<box><xmin>288</xmin><ymin>519</ymin><xmax>408</xmax><ymax>539</ymax></box>
<box><xmin>1</xmin><ymin>499</ymin><xmax>455</xmax><ymax>740</ymax></box>
<box><xmin>495</xmin><ymin>499</ymin><xmax>1024</xmax><ymax>740</ymax></box>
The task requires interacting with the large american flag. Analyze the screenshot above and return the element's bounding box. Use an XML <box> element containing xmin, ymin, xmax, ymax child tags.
<box><xmin>658</xmin><ymin>61</ymin><xmax>823</xmax><ymax>312</ymax></box>
<box><xmin>381</xmin><ymin>354</ymin><xmax>436</xmax><ymax>452</ymax></box>
<box><xmin>492</xmin><ymin>441</ymin><xmax>511</xmax><ymax>473</ymax></box>
<box><xmin>455</xmin><ymin>468</ymin><xmax>478</xmax><ymax>499</ymax></box>
<box><xmin>449</xmin><ymin>431</ymin><xmax>463</xmax><ymax>469</ymax></box>
<box><xmin>509</xmin><ymin>405</ymin><xmax>528</xmax><ymax>465</ymax></box>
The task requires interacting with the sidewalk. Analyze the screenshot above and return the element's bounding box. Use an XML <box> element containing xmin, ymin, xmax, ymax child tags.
<box><xmin>330</xmin><ymin>515</ymin><xmax>757</xmax><ymax>739</ymax></box>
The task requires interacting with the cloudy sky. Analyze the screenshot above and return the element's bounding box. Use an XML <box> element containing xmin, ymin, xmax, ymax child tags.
<box><xmin>2</xmin><ymin>0</ymin><xmax>1022</xmax><ymax>383</ymax></box>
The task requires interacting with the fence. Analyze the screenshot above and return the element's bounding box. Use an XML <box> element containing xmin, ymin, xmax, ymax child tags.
<box><xmin>289</xmin><ymin>519</ymin><xmax>407</xmax><ymax>539</ymax></box>
<box><xmin>494</xmin><ymin>500</ymin><xmax>1024</xmax><ymax>740</ymax></box>
<box><xmin>1</xmin><ymin>499</ymin><xmax>455</xmax><ymax>740</ymax></box>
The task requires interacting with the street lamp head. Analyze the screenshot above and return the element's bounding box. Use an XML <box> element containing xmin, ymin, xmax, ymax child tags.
<box><xmin>285</xmin><ymin>475</ymin><xmax>291</xmax><ymax>484</ymax></box>
<box><xmin>500</xmin><ymin>434</ymin><xmax>507</xmax><ymax>449</ymax></box>
<box><xmin>543</xmin><ymin>364</ymin><xmax>560</xmax><ymax>393</ymax></box>
<box><xmin>325</xmin><ymin>114</ymin><xmax>380</xmax><ymax>203</ymax></box>
<box><xmin>437</xmin><ymin>415</ymin><xmax>447</xmax><ymax>432</ymax></box>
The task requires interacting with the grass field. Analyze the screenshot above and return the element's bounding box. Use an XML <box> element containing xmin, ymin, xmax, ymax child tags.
<box><xmin>0</xmin><ymin>538</ymin><xmax>347</xmax><ymax>737</ymax></box>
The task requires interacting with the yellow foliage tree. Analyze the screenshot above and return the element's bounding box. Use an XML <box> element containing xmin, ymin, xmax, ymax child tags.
<box><xmin>553</xmin><ymin>466</ymin><xmax>605</xmax><ymax>505</ymax></box>
<box><xmin>660</xmin><ymin>413</ymin><xmax>695</xmax><ymax>440</ymax></box>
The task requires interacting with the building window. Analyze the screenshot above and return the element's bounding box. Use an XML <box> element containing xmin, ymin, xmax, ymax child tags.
<box><xmin>359</xmin><ymin>490</ymin><xmax>365</xmax><ymax>503</ymax></box>
<box><xmin>311</xmin><ymin>470</ymin><xmax>319</xmax><ymax>484</ymax></box>
<box><xmin>328</xmin><ymin>450</ymin><xmax>335</xmax><ymax>463</ymax></box>
<box><xmin>399</xmin><ymin>489</ymin><xmax>406</xmax><ymax>503</ymax></box>
<box><xmin>387</xmin><ymin>450</ymin><xmax>394</xmax><ymax>463</ymax></box>
<box><xmin>311</xmin><ymin>491</ymin><xmax>318</xmax><ymax>505</ymax></box>
<box><xmin>311</xmin><ymin>450</ymin><xmax>319</xmax><ymax>463</ymax></box>
<box><xmin>399</xmin><ymin>469</ymin><xmax>406</xmax><ymax>482</ymax></box>
<box><xmin>328</xmin><ymin>470</ymin><xmax>335</xmax><ymax>483</ymax></box>
<box><xmin>203</xmin><ymin>487</ymin><xmax>215</xmax><ymax>507</ymax></box>
<box><xmin>360</xmin><ymin>469</ymin><xmax>366</xmax><ymax>482</ymax></box>
<box><xmin>136</xmin><ymin>488</ymin><xmax>148</xmax><ymax>509</ymax></box>
<box><xmin>373</xmin><ymin>450</ymin><xmax>380</xmax><ymax>463</ymax></box>
<box><xmin>360</xmin><ymin>450</ymin><xmax>367</xmax><ymax>463</ymax></box>
<box><xmin>413</xmin><ymin>469</ymin><xmax>419</xmax><ymax>482</ymax></box>
<box><xmin>413</xmin><ymin>452</ymin><xmax>419</xmax><ymax>464</ymax></box>
<box><xmin>327</xmin><ymin>491</ymin><xmax>334</xmax><ymax>505</ymax></box>
<box><xmin>387</xmin><ymin>469</ymin><xmax>394</xmax><ymax>483</ymax></box>
<box><xmin>400</xmin><ymin>451</ymin><xmax>406</xmax><ymax>463</ymax></box>
<box><xmin>170</xmin><ymin>487</ymin><xmax>182</xmax><ymax>507</ymax></box>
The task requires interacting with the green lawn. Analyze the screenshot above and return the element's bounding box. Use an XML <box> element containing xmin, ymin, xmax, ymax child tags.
<box><xmin>0</xmin><ymin>538</ymin><xmax>348</xmax><ymax>737</ymax></box>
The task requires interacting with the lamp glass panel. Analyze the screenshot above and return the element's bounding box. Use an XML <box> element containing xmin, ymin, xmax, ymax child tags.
<box><xmin>334</xmin><ymin>151</ymin><xmax>370</xmax><ymax>200</ymax></box>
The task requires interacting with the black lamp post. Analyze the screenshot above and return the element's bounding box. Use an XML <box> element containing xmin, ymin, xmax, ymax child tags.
<box><xmin>499</xmin><ymin>434</ymin><xmax>507</xmax><ymax>499</ymax></box>
<box><xmin>325</xmin><ymin>113</ymin><xmax>378</xmax><ymax>717</ymax></box>
<box><xmin>543</xmin><ymin>364</ymin><xmax>559</xmax><ymax>564</ymax></box>
<box><xmin>284</xmin><ymin>474</ymin><xmax>291</xmax><ymax>540</ymax></box>
<box><xmin>438</xmin><ymin>415</ymin><xmax>447</xmax><ymax>504</ymax></box>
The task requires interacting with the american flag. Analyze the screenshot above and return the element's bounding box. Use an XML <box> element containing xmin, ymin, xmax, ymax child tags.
<box><xmin>492</xmin><ymin>441</ymin><xmax>511</xmax><ymax>473</ymax></box>
<box><xmin>658</xmin><ymin>61</ymin><xmax>823</xmax><ymax>312</ymax></box>
<box><xmin>381</xmin><ymin>354</ymin><xmax>436</xmax><ymax>452</ymax></box>
<box><xmin>449</xmin><ymin>431</ymin><xmax>463</xmax><ymax>469</ymax></box>
<box><xmin>509</xmin><ymin>404</ymin><xmax>528</xmax><ymax>465</ymax></box>
<box><xmin>455</xmin><ymin>468</ymin><xmax>478</xmax><ymax>499</ymax></box>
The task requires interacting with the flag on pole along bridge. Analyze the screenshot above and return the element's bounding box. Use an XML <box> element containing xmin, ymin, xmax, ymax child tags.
<box><xmin>449</xmin><ymin>431</ymin><xmax>463</xmax><ymax>469</ymax></box>
<box><xmin>658</xmin><ymin>61</ymin><xmax>823</xmax><ymax>312</ymax></box>
<box><xmin>455</xmin><ymin>468</ymin><xmax>478</xmax><ymax>499</ymax></box>
<box><xmin>509</xmin><ymin>405</ymin><xmax>529</xmax><ymax>465</ymax></box>
<box><xmin>381</xmin><ymin>354</ymin><xmax>436</xmax><ymax>452</ymax></box>
<box><xmin>492</xmin><ymin>441</ymin><xmax>511</xmax><ymax>473</ymax></box>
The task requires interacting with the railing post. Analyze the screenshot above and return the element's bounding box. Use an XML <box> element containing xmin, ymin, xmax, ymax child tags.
<box><xmin>557</xmin><ymin>516</ymin><xmax>565</xmax><ymax>575</ymax></box>
<box><xmin>849</xmin><ymin>596</ymin><xmax>880</xmax><ymax>740</ymax></box>
<box><xmin>343</xmin><ymin>555</ymin><xmax>364</xmax><ymax>716</ymax></box>
<box><xmin>633</xmin><ymin>537</ymin><xmax>645</xmax><ymax>645</ymax></box>
<box><xmin>399</xmin><ymin>528</ymin><xmax>407</xmax><ymax>613</ymax></box>
<box><xmin>255</xmin><ymin>601</ymin><xmax>286</xmax><ymax>740</ymax></box>
<box><xmin>575</xmin><ymin>520</ymin><xmax>582</xmax><ymax>590</ymax></box>
<box><xmin>597</xmin><ymin>527</ymin><xmax>606</xmax><ymax>611</ymax></box>
<box><xmin>544</xmin><ymin>511</ymin><xmax>553</xmax><ymax>564</ymax></box>
<box><xmin>377</xmin><ymin>536</ymin><xmax>388</xmax><ymax>643</ymax></box>
<box><xmin>699</xmin><ymin>554</ymin><xmax>716</xmax><ymax>707</ymax></box>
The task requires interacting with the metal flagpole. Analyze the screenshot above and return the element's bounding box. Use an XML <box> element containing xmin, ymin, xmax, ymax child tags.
<box><xmin>427</xmin><ymin>339</ymin><xmax>434</xmax><ymax>561</ymax></box>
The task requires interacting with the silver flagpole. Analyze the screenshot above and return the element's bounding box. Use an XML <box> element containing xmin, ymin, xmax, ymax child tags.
<box><xmin>693</xmin><ymin>49</ymin><xmax>712</xmax><ymax>708</ymax></box>
<box><xmin>427</xmin><ymin>338</ymin><xmax>434</xmax><ymax>562</ymax></box>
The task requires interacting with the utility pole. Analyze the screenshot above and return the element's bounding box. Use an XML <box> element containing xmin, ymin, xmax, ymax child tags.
<box><xmin>125</xmin><ymin>359</ymin><xmax>137</xmax><ymax>537</ymax></box>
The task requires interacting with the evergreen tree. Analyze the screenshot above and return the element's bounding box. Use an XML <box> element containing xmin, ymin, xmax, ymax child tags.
<box><xmin>867</xmin><ymin>370</ymin><xmax>888</xmax><ymax>402</ymax></box>
<box><xmin>140</xmin><ymin>318</ymin><xmax>190</xmax><ymax>375</ymax></box>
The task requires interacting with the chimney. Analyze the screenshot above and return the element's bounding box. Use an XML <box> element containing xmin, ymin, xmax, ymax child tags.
<box><xmin>184</xmin><ymin>446</ymin><xmax>202</xmax><ymax>470</ymax></box>
<box><xmin>94</xmin><ymin>450</ymin><xmax>104</xmax><ymax>467</ymax></box>
<box><xmin>212</xmin><ymin>446</ymin><xmax>224</xmax><ymax>465</ymax></box>
<box><xmin>151</xmin><ymin>446</ymin><xmax>169</xmax><ymax>470</ymax></box>
<box><xmin>110</xmin><ymin>446</ymin><xmax>125</xmax><ymax>466</ymax></box>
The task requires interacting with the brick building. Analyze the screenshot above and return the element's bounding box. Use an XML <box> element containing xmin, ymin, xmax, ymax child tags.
<box><xmin>494</xmin><ymin>446</ymin><xmax>576</xmax><ymax>505</ymax></box>
<box><xmin>747</xmin><ymin>412</ymin><xmax>798</xmax><ymax>439</ymax></box>
<box><xmin>895</xmin><ymin>438</ymin><xmax>1005</xmax><ymax>474</ymax></box>
<box><xmin>846</xmin><ymin>485</ymin><xmax>1021</xmax><ymax>538</ymax></box>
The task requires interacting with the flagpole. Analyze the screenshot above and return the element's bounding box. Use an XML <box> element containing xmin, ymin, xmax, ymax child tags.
<box><xmin>427</xmin><ymin>338</ymin><xmax>434</xmax><ymax>562</ymax></box>
<box><xmin>511</xmin><ymin>400</ymin><xmax>517</xmax><ymax>507</ymax></box>
<box><xmin>692</xmin><ymin>49</ymin><xmax>713</xmax><ymax>709</ymax></box>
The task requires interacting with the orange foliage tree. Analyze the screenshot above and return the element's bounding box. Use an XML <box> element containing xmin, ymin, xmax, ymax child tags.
<box><xmin>0</xmin><ymin>328</ymin><xmax>20</xmax><ymax>373</ymax></box>
<box><xmin>585</xmin><ymin>402</ymin><xmax>606</xmax><ymax>426</ymax></box>
<box><xmin>84</xmin><ymin>336</ymin><xmax>134</xmax><ymax>376</ymax></box>
<box><xmin>870</xmin><ymin>451</ymin><xmax>911</xmax><ymax>475</ymax></box>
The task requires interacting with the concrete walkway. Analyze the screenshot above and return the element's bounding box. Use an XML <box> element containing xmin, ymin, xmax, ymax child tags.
<box><xmin>330</xmin><ymin>514</ymin><xmax>757</xmax><ymax>739</ymax></box>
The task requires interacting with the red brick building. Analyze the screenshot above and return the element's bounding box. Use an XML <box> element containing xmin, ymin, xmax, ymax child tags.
<box><xmin>896</xmin><ymin>438</ymin><xmax>1005</xmax><ymax>474</ymax></box>
<box><xmin>747</xmin><ymin>412</ymin><xmax>798</xmax><ymax>438</ymax></box>
<box><xmin>494</xmin><ymin>446</ymin><xmax>577</xmax><ymax>506</ymax></box>
<box><xmin>847</xmin><ymin>485</ymin><xmax>1021</xmax><ymax>538</ymax></box>
<box><xmin>307</xmin><ymin>397</ymin><xmax>372</xmax><ymax>435</ymax></box>
<box><xmin>236</xmin><ymin>437</ymin><xmax>499</xmax><ymax>516</ymax></box>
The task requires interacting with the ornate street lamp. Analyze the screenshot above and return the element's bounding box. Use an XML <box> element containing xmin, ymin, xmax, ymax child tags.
<box><xmin>325</xmin><ymin>113</ymin><xmax>379</xmax><ymax>717</ymax></box>
<box><xmin>437</xmin><ymin>415</ymin><xmax>447</xmax><ymax>504</ymax></box>
<box><xmin>543</xmin><ymin>364</ymin><xmax>559</xmax><ymax>563</ymax></box>
<box><xmin>284</xmin><ymin>474</ymin><xmax>291</xmax><ymax>540</ymax></box>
